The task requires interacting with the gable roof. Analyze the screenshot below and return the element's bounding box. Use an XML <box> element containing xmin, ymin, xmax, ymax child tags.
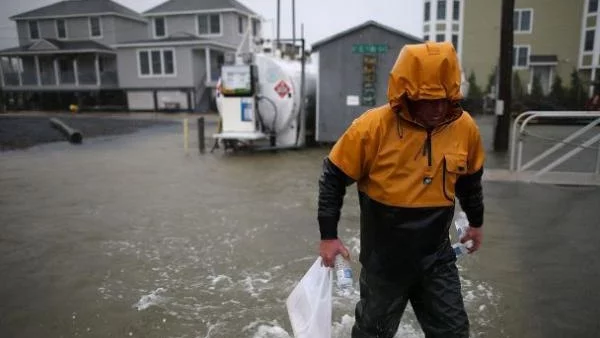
<box><xmin>112</xmin><ymin>33</ymin><xmax>238</xmax><ymax>50</ymax></box>
<box><xmin>10</xmin><ymin>0</ymin><xmax>146</xmax><ymax>23</ymax></box>
<box><xmin>144</xmin><ymin>0</ymin><xmax>258</xmax><ymax>16</ymax></box>
<box><xmin>0</xmin><ymin>38</ymin><xmax>114</xmax><ymax>55</ymax></box>
<box><xmin>311</xmin><ymin>20</ymin><xmax>423</xmax><ymax>51</ymax></box>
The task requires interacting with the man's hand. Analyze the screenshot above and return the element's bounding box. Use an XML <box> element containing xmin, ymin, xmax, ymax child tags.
<box><xmin>461</xmin><ymin>227</ymin><xmax>483</xmax><ymax>253</ymax></box>
<box><xmin>319</xmin><ymin>239</ymin><xmax>350</xmax><ymax>267</ymax></box>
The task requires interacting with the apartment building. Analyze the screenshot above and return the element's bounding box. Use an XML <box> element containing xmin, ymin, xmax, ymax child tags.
<box><xmin>0</xmin><ymin>0</ymin><xmax>262</xmax><ymax>111</ymax></box>
<box><xmin>423</xmin><ymin>0</ymin><xmax>597</xmax><ymax>96</ymax></box>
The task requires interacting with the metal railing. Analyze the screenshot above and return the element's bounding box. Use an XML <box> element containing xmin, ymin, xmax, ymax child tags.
<box><xmin>509</xmin><ymin>111</ymin><xmax>600</xmax><ymax>185</ymax></box>
<box><xmin>4</xmin><ymin>72</ymin><xmax>19</xmax><ymax>86</ymax></box>
<box><xmin>100</xmin><ymin>71</ymin><xmax>118</xmax><ymax>86</ymax></box>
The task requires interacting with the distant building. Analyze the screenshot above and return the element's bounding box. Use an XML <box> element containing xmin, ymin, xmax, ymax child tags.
<box><xmin>0</xmin><ymin>0</ymin><xmax>263</xmax><ymax>112</ymax></box>
<box><xmin>0</xmin><ymin>0</ymin><xmax>147</xmax><ymax>110</ymax></box>
<box><xmin>423</xmin><ymin>0</ymin><xmax>596</xmax><ymax>96</ymax></box>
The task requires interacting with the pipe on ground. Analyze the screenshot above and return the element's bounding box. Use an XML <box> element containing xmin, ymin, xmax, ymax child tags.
<box><xmin>50</xmin><ymin>118</ymin><xmax>83</xmax><ymax>144</ymax></box>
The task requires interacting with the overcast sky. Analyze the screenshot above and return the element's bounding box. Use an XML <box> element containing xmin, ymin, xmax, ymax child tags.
<box><xmin>0</xmin><ymin>0</ymin><xmax>423</xmax><ymax>49</ymax></box>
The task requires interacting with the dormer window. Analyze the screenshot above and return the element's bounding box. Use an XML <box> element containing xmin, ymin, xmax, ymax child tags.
<box><xmin>29</xmin><ymin>21</ymin><xmax>40</xmax><ymax>39</ymax></box>
<box><xmin>154</xmin><ymin>17</ymin><xmax>166</xmax><ymax>38</ymax></box>
<box><xmin>89</xmin><ymin>17</ymin><xmax>102</xmax><ymax>37</ymax></box>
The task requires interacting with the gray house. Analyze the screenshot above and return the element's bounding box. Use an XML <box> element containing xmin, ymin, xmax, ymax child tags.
<box><xmin>113</xmin><ymin>0</ymin><xmax>262</xmax><ymax>111</ymax></box>
<box><xmin>311</xmin><ymin>21</ymin><xmax>422</xmax><ymax>142</ymax></box>
<box><xmin>0</xmin><ymin>0</ymin><xmax>148</xmax><ymax>110</ymax></box>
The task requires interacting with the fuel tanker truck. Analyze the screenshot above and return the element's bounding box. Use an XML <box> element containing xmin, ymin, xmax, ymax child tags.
<box><xmin>213</xmin><ymin>51</ymin><xmax>317</xmax><ymax>152</ymax></box>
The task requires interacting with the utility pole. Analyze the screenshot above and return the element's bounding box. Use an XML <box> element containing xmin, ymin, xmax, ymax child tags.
<box><xmin>493</xmin><ymin>0</ymin><xmax>515</xmax><ymax>152</ymax></box>
<box><xmin>292</xmin><ymin>0</ymin><xmax>296</xmax><ymax>42</ymax></box>
<box><xmin>276</xmin><ymin>0</ymin><xmax>281</xmax><ymax>50</ymax></box>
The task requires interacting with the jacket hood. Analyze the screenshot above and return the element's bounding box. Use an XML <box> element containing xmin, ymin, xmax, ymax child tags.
<box><xmin>387</xmin><ymin>41</ymin><xmax>463</xmax><ymax>108</ymax></box>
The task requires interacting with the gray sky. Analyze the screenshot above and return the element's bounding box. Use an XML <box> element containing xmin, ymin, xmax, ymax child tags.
<box><xmin>0</xmin><ymin>0</ymin><xmax>423</xmax><ymax>49</ymax></box>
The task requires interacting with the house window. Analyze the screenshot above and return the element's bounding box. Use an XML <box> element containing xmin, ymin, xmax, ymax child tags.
<box><xmin>452</xmin><ymin>34</ymin><xmax>459</xmax><ymax>52</ymax></box>
<box><xmin>89</xmin><ymin>17</ymin><xmax>102</xmax><ymax>37</ymax></box>
<box><xmin>154</xmin><ymin>17</ymin><xmax>166</xmax><ymax>38</ymax></box>
<box><xmin>29</xmin><ymin>21</ymin><xmax>40</xmax><ymax>39</ymax></box>
<box><xmin>437</xmin><ymin>0</ymin><xmax>446</xmax><ymax>20</ymax></box>
<box><xmin>424</xmin><ymin>1</ymin><xmax>431</xmax><ymax>21</ymax></box>
<box><xmin>424</xmin><ymin>34</ymin><xmax>430</xmax><ymax>41</ymax></box>
<box><xmin>585</xmin><ymin>29</ymin><xmax>595</xmax><ymax>51</ymax></box>
<box><xmin>56</xmin><ymin>19</ymin><xmax>66</xmax><ymax>39</ymax></box>
<box><xmin>163</xmin><ymin>50</ymin><xmax>174</xmax><ymax>74</ymax></box>
<box><xmin>436</xmin><ymin>34</ymin><xmax>445</xmax><ymax>42</ymax></box>
<box><xmin>513</xmin><ymin>45</ymin><xmax>530</xmax><ymax>68</ymax></box>
<box><xmin>138</xmin><ymin>49</ymin><xmax>176</xmax><ymax>77</ymax></box>
<box><xmin>151</xmin><ymin>50</ymin><xmax>162</xmax><ymax>74</ymax></box>
<box><xmin>238</xmin><ymin>15</ymin><xmax>245</xmax><ymax>34</ymax></box>
<box><xmin>252</xmin><ymin>19</ymin><xmax>259</xmax><ymax>36</ymax></box>
<box><xmin>139</xmin><ymin>51</ymin><xmax>150</xmax><ymax>75</ymax></box>
<box><xmin>198</xmin><ymin>14</ymin><xmax>220</xmax><ymax>35</ymax></box>
<box><xmin>452</xmin><ymin>0</ymin><xmax>460</xmax><ymax>21</ymax></box>
<box><xmin>589</xmin><ymin>0</ymin><xmax>598</xmax><ymax>13</ymax></box>
<box><xmin>514</xmin><ymin>9</ymin><xmax>532</xmax><ymax>33</ymax></box>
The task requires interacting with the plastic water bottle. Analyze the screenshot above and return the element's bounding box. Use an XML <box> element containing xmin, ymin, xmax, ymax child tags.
<box><xmin>452</xmin><ymin>211</ymin><xmax>473</xmax><ymax>258</ymax></box>
<box><xmin>334</xmin><ymin>254</ymin><xmax>353</xmax><ymax>293</ymax></box>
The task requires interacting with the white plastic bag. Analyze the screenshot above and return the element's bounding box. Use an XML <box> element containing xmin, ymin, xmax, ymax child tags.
<box><xmin>286</xmin><ymin>257</ymin><xmax>332</xmax><ymax>338</ymax></box>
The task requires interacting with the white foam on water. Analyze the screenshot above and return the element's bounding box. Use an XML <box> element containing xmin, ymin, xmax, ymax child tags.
<box><xmin>133</xmin><ymin>287</ymin><xmax>168</xmax><ymax>311</ymax></box>
<box><xmin>203</xmin><ymin>321</ymin><xmax>225</xmax><ymax>338</ymax></box>
<box><xmin>208</xmin><ymin>274</ymin><xmax>233</xmax><ymax>286</ymax></box>
<box><xmin>251</xmin><ymin>325</ymin><xmax>291</xmax><ymax>338</ymax></box>
<box><xmin>239</xmin><ymin>271</ymin><xmax>275</xmax><ymax>299</ymax></box>
<box><xmin>245</xmin><ymin>315</ymin><xmax>423</xmax><ymax>338</ymax></box>
<box><xmin>245</xmin><ymin>320</ymin><xmax>292</xmax><ymax>338</ymax></box>
<box><xmin>100</xmin><ymin>234</ymin><xmax>502</xmax><ymax>337</ymax></box>
<box><xmin>333</xmin><ymin>314</ymin><xmax>424</xmax><ymax>338</ymax></box>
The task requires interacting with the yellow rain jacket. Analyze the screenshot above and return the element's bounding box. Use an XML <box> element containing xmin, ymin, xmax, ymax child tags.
<box><xmin>317</xmin><ymin>42</ymin><xmax>485</xmax><ymax>276</ymax></box>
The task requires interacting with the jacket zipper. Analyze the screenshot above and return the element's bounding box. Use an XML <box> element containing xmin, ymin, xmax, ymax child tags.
<box><xmin>425</xmin><ymin>130</ymin><xmax>432</xmax><ymax>166</ymax></box>
<box><xmin>442</xmin><ymin>158</ymin><xmax>453</xmax><ymax>202</ymax></box>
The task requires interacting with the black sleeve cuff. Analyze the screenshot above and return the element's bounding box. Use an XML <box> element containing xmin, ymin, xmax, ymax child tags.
<box><xmin>465</xmin><ymin>208</ymin><xmax>484</xmax><ymax>228</ymax></box>
<box><xmin>456</xmin><ymin>167</ymin><xmax>484</xmax><ymax>227</ymax></box>
<box><xmin>318</xmin><ymin>216</ymin><xmax>339</xmax><ymax>239</ymax></box>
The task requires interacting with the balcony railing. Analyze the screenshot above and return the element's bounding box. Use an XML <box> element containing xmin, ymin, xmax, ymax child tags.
<box><xmin>1</xmin><ymin>55</ymin><xmax>118</xmax><ymax>88</ymax></box>
<box><xmin>22</xmin><ymin>72</ymin><xmax>37</xmax><ymax>86</ymax></box>
<box><xmin>79</xmin><ymin>71</ymin><xmax>97</xmax><ymax>85</ymax></box>
<box><xmin>4</xmin><ymin>72</ymin><xmax>19</xmax><ymax>86</ymax></box>
<box><xmin>40</xmin><ymin>71</ymin><xmax>55</xmax><ymax>86</ymax></box>
<box><xmin>101</xmin><ymin>71</ymin><xmax>118</xmax><ymax>86</ymax></box>
<box><xmin>60</xmin><ymin>71</ymin><xmax>75</xmax><ymax>85</ymax></box>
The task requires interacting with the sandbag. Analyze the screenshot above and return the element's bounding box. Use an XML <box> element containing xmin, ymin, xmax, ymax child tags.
<box><xmin>286</xmin><ymin>257</ymin><xmax>332</xmax><ymax>338</ymax></box>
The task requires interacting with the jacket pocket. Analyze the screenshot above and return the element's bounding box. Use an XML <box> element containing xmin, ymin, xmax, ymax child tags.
<box><xmin>443</xmin><ymin>153</ymin><xmax>468</xmax><ymax>201</ymax></box>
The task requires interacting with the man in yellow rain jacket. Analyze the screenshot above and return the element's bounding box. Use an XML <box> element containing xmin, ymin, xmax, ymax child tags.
<box><xmin>317</xmin><ymin>41</ymin><xmax>485</xmax><ymax>337</ymax></box>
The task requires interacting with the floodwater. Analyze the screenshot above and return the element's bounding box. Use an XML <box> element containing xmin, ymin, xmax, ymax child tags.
<box><xmin>1</xmin><ymin>120</ymin><xmax>599</xmax><ymax>337</ymax></box>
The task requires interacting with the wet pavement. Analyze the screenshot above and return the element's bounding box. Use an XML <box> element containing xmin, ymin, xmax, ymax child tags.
<box><xmin>0</xmin><ymin>115</ymin><xmax>599</xmax><ymax>337</ymax></box>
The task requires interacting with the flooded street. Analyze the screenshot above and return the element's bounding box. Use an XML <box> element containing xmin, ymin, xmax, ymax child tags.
<box><xmin>1</xmin><ymin>121</ymin><xmax>599</xmax><ymax>337</ymax></box>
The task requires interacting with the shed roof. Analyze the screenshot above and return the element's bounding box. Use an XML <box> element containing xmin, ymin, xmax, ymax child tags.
<box><xmin>311</xmin><ymin>20</ymin><xmax>422</xmax><ymax>51</ymax></box>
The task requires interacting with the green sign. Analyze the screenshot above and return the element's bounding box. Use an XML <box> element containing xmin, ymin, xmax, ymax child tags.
<box><xmin>352</xmin><ymin>44</ymin><xmax>388</xmax><ymax>54</ymax></box>
<box><xmin>361</xmin><ymin>55</ymin><xmax>377</xmax><ymax>107</ymax></box>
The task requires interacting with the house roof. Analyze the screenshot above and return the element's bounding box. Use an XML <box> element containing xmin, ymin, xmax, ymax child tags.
<box><xmin>10</xmin><ymin>0</ymin><xmax>146</xmax><ymax>22</ymax></box>
<box><xmin>0</xmin><ymin>38</ymin><xmax>114</xmax><ymax>55</ymax></box>
<box><xmin>530</xmin><ymin>54</ymin><xmax>558</xmax><ymax>64</ymax></box>
<box><xmin>144</xmin><ymin>0</ymin><xmax>258</xmax><ymax>16</ymax></box>
<box><xmin>311</xmin><ymin>20</ymin><xmax>423</xmax><ymax>51</ymax></box>
<box><xmin>112</xmin><ymin>33</ymin><xmax>238</xmax><ymax>50</ymax></box>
